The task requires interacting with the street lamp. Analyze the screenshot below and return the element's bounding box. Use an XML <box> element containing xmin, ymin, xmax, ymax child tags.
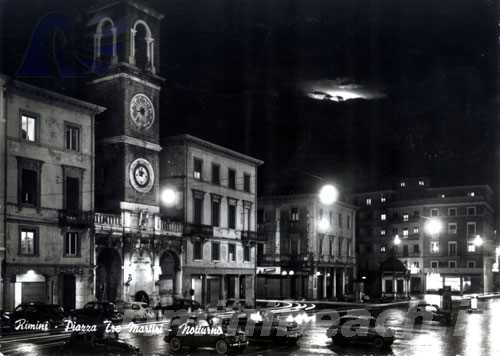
<box><xmin>473</xmin><ymin>235</ymin><xmax>483</xmax><ymax>247</ymax></box>
<box><xmin>160</xmin><ymin>187</ymin><xmax>178</xmax><ymax>206</ymax></box>
<box><xmin>318</xmin><ymin>184</ymin><xmax>339</xmax><ymax>205</ymax></box>
<box><xmin>393</xmin><ymin>234</ymin><xmax>401</xmax><ymax>246</ymax></box>
<box><xmin>318</xmin><ymin>217</ymin><xmax>330</xmax><ymax>233</ymax></box>
<box><xmin>424</xmin><ymin>218</ymin><xmax>443</xmax><ymax>236</ymax></box>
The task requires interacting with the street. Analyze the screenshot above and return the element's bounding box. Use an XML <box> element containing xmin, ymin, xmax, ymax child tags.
<box><xmin>1</xmin><ymin>298</ymin><xmax>499</xmax><ymax>356</ymax></box>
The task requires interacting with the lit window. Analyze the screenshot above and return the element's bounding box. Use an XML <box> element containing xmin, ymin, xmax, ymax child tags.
<box><xmin>228</xmin><ymin>243</ymin><xmax>236</xmax><ymax>262</ymax></box>
<box><xmin>403</xmin><ymin>228</ymin><xmax>409</xmax><ymax>236</ymax></box>
<box><xmin>291</xmin><ymin>207</ymin><xmax>299</xmax><ymax>222</ymax></box>
<box><xmin>193</xmin><ymin>158</ymin><xmax>202</xmax><ymax>180</ymax></box>
<box><xmin>430</xmin><ymin>208</ymin><xmax>439</xmax><ymax>217</ymax></box>
<box><xmin>403</xmin><ymin>213</ymin><xmax>409</xmax><ymax>222</ymax></box>
<box><xmin>21</xmin><ymin>114</ymin><xmax>37</xmax><ymax>142</ymax></box>
<box><xmin>366</xmin><ymin>198</ymin><xmax>372</xmax><ymax>205</ymax></box>
<box><xmin>468</xmin><ymin>192</ymin><xmax>475</xmax><ymax>197</ymax></box>
<box><xmin>380</xmin><ymin>229</ymin><xmax>386</xmax><ymax>236</ymax></box>
<box><xmin>380</xmin><ymin>246</ymin><xmax>386</xmax><ymax>253</ymax></box>
<box><xmin>400</xmin><ymin>181</ymin><xmax>406</xmax><ymax>188</ymax></box>
<box><xmin>448</xmin><ymin>223</ymin><xmax>457</xmax><ymax>234</ymax></box>
<box><xmin>431</xmin><ymin>241</ymin><xmax>440</xmax><ymax>253</ymax></box>
<box><xmin>380</xmin><ymin>197</ymin><xmax>386</xmax><ymax>203</ymax></box>
<box><xmin>468</xmin><ymin>242</ymin><xmax>476</xmax><ymax>253</ymax></box>
<box><xmin>19</xmin><ymin>228</ymin><xmax>37</xmax><ymax>256</ymax></box>
<box><xmin>431</xmin><ymin>261</ymin><xmax>439</xmax><ymax>269</ymax></box>
<box><xmin>413</xmin><ymin>226</ymin><xmax>419</xmax><ymax>234</ymax></box>
<box><xmin>380</xmin><ymin>214</ymin><xmax>386</xmax><ymax>221</ymax></box>
<box><xmin>418</xmin><ymin>180</ymin><xmax>425</xmax><ymax>186</ymax></box>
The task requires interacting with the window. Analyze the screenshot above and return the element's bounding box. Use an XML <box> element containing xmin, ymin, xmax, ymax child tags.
<box><xmin>441</xmin><ymin>194</ymin><xmax>446</xmax><ymax>198</ymax></box>
<box><xmin>366</xmin><ymin>198</ymin><xmax>372</xmax><ymax>205</ymax></box>
<box><xmin>193</xmin><ymin>240</ymin><xmax>203</xmax><ymax>260</ymax></box>
<box><xmin>228</xmin><ymin>169</ymin><xmax>236</xmax><ymax>189</ymax></box>
<box><xmin>403</xmin><ymin>213</ymin><xmax>409</xmax><ymax>222</ymax></box>
<box><xmin>211</xmin><ymin>198</ymin><xmax>220</xmax><ymax>227</ymax></box>
<box><xmin>64</xmin><ymin>232</ymin><xmax>80</xmax><ymax>256</ymax></box>
<box><xmin>211</xmin><ymin>164</ymin><xmax>220</xmax><ymax>184</ymax></box>
<box><xmin>338</xmin><ymin>213</ymin><xmax>343</xmax><ymax>228</ymax></box>
<box><xmin>431</xmin><ymin>208</ymin><xmax>439</xmax><ymax>217</ymax></box>
<box><xmin>257</xmin><ymin>243</ymin><xmax>264</xmax><ymax>264</ymax></box>
<box><xmin>400</xmin><ymin>181</ymin><xmax>406</xmax><ymax>187</ymax></box>
<box><xmin>448</xmin><ymin>260</ymin><xmax>457</xmax><ymax>268</ymax></box>
<box><xmin>290</xmin><ymin>207</ymin><xmax>299</xmax><ymax>222</ymax></box>
<box><xmin>347</xmin><ymin>215</ymin><xmax>351</xmax><ymax>229</ymax></box>
<box><xmin>448</xmin><ymin>241</ymin><xmax>457</xmax><ymax>256</ymax></box>
<box><xmin>468</xmin><ymin>241</ymin><xmax>476</xmax><ymax>253</ymax></box>
<box><xmin>21</xmin><ymin>113</ymin><xmax>37</xmax><ymax>142</ymax></box>
<box><xmin>211</xmin><ymin>242</ymin><xmax>220</xmax><ymax>261</ymax></box>
<box><xmin>244</xmin><ymin>245</ymin><xmax>250</xmax><ymax>262</ymax></box>
<box><xmin>431</xmin><ymin>241</ymin><xmax>440</xmax><ymax>253</ymax></box>
<box><xmin>257</xmin><ymin>209</ymin><xmax>264</xmax><ymax>224</ymax></box>
<box><xmin>418</xmin><ymin>180</ymin><xmax>425</xmax><ymax>186</ymax></box>
<box><xmin>448</xmin><ymin>208</ymin><xmax>457</xmax><ymax>217</ymax></box>
<box><xmin>413</xmin><ymin>244</ymin><xmax>420</xmax><ymax>254</ymax></box>
<box><xmin>467</xmin><ymin>207</ymin><xmax>476</xmax><ymax>216</ymax></box>
<box><xmin>403</xmin><ymin>228</ymin><xmax>409</xmax><ymax>236</ymax></box>
<box><xmin>243</xmin><ymin>173</ymin><xmax>251</xmax><ymax>193</ymax></box>
<box><xmin>413</xmin><ymin>226</ymin><xmax>419</xmax><ymax>234</ymax></box>
<box><xmin>328</xmin><ymin>211</ymin><xmax>333</xmax><ymax>224</ymax></box>
<box><xmin>380</xmin><ymin>246</ymin><xmax>386</xmax><ymax>253</ymax></box>
<box><xmin>228</xmin><ymin>198</ymin><xmax>237</xmax><ymax>229</ymax></box>
<box><xmin>380</xmin><ymin>214</ymin><xmax>386</xmax><ymax>221</ymax></box>
<box><xmin>21</xmin><ymin>168</ymin><xmax>38</xmax><ymax>206</ymax></box>
<box><xmin>392</xmin><ymin>227</ymin><xmax>398</xmax><ymax>235</ymax></box>
<box><xmin>468</xmin><ymin>192</ymin><xmax>475</xmax><ymax>197</ymax></box>
<box><xmin>193</xmin><ymin>158</ymin><xmax>202</xmax><ymax>180</ymax></box>
<box><xmin>228</xmin><ymin>243</ymin><xmax>236</xmax><ymax>261</ymax></box>
<box><xmin>381</xmin><ymin>197</ymin><xmax>386</xmax><ymax>203</ymax></box>
<box><xmin>19</xmin><ymin>227</ymin><xmax>37</xmax><ymax>256</ymax></box>
<box><xmin>192</xmin><ymin>191</ymin><xmax>204</xmax><ymax>224</ymax></box>
<box><xmin>65</xmin><ymin>124</ymin><xmax>80</xmax><ymax>151</ymax></box>
<box><xmin>467</xmin><ymin>261</ymin><xmax>476</xmax><ymax>268</ymax></box>
<box><xmin>431</xmin><ymin>261</ymin><xmax>439</xmax><ymax>269</ymax></box>
<box><xmin>448</xmin><ymin>223</ymin><xmax>457</xmax><ymax>234</ymax></box>
<box><xmin>467</xmin><ymin>222</ymin><xmax>476</xmax><ymax>236</ymax></box>
<box><xmin>403</xmin><ymin>245</ymin><xmax>409</xmax><ymax>257</ymax></box>
<box><xmin>65</xmin><ymin>176</ymin><xmax>80</xmax><ymax>212</ymax></box>
<box><xmin>380</xmin><ymin>229</ymin><xmax>386</xmax><ymax>236</ymax></box>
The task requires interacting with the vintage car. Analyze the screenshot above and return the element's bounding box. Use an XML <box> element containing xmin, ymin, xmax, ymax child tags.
<box><xmin>2</xmin><ymin>302</ymin><xmax>66</xmax><ymax>331</ymax></box>
<box><xmin>164</xmin><ymin>315</ymin><xmax>248</xmax><ymax>354</ymax></box>
<box><xmin>327</xmin><ymin>315</ymin><xmax>394</xmax><ymax>349</ymax></box>
<box><xmin>70</xmin><ymin>301</ymin><xmax>123</xmax><ymax>325</ymax></box>
<box><xmin>60</xmin><ymin>331</ymin><xmax>142</xmax><ymax>356</ymax></box>
<box><xmin>410</xmin><ymin>303</ymin><xmax>452</xmax><ymax>325</ymax></box>
<box><xmin>116</xmin><ymin>301</ymin><xmax>154</xmax><ymax>322</ymax></box>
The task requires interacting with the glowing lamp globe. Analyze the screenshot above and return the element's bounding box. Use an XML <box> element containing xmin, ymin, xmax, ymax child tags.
<box><xmin>318</xmin><ymin>184</ymin><xmax>339</xmax><ymax>205</ymax></box>
<box><xmin>425</xmin><ymin>218</ymin><xmax>443</xmax><ymax>235</ymax></box>
<box><xmin>161</xmin><ymin>188</ymin><xmax>177</xmax><ymax>206</ymax></box>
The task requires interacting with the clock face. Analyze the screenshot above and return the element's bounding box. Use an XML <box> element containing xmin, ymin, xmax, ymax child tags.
<box><xmin>129</xmin><ymin>158</ymin><xmax>155</xmax><ymax>193</ymax></box>
<box><xmin>130</xmin><ymin>93</ymin><xmax>155</xmax><ymax>130</ymax></box>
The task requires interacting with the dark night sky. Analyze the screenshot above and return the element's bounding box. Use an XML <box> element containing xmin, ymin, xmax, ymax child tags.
<box><xmin>1</xmin><ymin>0</ymin><xmax>498</xmax><ymax>195</ymax></box>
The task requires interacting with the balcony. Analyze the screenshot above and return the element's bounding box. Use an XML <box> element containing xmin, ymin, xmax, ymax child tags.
<box><xmin>59</xmin><ymin>210</ymin><xmax>93</xmax><ymax>228</ymax></box>
<box><xmin>158</xmin><ymin>219</ymin><xmax>184</xmax><ymax>236</ymax></box>
<box><xmin>184</xmin><ymin>223</ymin><xmax>214</xmax><ymax>238</ymax></box>
<box><xmin>94</xmin><ymin>212</ymin><xmax>123</xmax><ymax>234</ymax></box>
<box><xmin>94</xmin><ymin>212</ymin><xmax>183</xmax><ymax>237</ymax></box>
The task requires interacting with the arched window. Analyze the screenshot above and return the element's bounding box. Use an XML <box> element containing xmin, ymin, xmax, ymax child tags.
<box><xmin>94</xmin><ymin>17</ymin><xmax>117</xmax><ymax>70</ymax></box>
<box><xmin>130</xmin><ymin>20</ymin><xmax>155</xmax><ymax>73</ymax></box>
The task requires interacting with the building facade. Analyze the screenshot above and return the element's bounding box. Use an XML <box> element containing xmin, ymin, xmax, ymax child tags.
<box><xmin>354</xmin><ymin>178</ymin><xmax>497</xmax><ymax>297</ymax></box>
<box><xmin>0</xmin><ymin>75</ymin><xmax>105</xmax><ymax>311</ymax></box>
<box><xmin>84</xmin><ymin>1</ymin><xmax>184</xmax><ymax>306</ymax></box>
<box><xmin>160</xmin><ymin>134</ymin><xmax>263</xmax><ymax>308</ymax></box>
<box><xmin>256</xmin><ymin>194</ymin><xmax>357</xmax><ymax>300</ymax></box>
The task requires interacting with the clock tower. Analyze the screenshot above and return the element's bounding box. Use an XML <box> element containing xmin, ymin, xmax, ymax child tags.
<box><xmin>85</xmin><ymin>0</ymin><xmax>164</xmax><ymax>213</ymax></box>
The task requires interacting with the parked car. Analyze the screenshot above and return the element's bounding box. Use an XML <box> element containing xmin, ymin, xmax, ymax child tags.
<box><xmin>70</xmin><ymin>302</ymin><xmax>123</xmax><ymax>325</ymax></box>
<box><xmin>327</xmin><ymin>315</ymin><xmax>394</xmax><ymax>349</ymax></box>
<box><xmin>116</xmin><ymin>301</ymin><xmax>153</xmax><ymax>322</ymax></box>
<box><xmin>410</xmin><ymin>303</ymin><xmax>452</xmax><ymax>325</ymax></box>
<box><xmin>164</xmin><ymin>315</ymin><xmax>248</xmax><ymax>354</ymax></box>
<box><xmin>2</xmin><ymin>302</ymin><xmax>66</xmax><ymax>331</ymax></box>
<box><xmin>59</xmin><ymin>331</ymin><xmax>142</xmax><ymax>356</ymax></box>
<box><xmin>158</xmin><ymin>298</ymin><xmax>203</xmax><ymax>313</ymax></box>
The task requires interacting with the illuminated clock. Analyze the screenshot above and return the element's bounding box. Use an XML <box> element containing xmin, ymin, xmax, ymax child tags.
<box><xmin>129</xmin><ymin>93</ymin><xmax>155</xmax><ymax>130</ymax></box>
<box><xmin>129</xmin><ymin>158</ymin><xmax>154</xmax><ymax>193</ymax></box>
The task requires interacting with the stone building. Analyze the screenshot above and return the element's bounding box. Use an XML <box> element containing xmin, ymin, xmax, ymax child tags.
<box><xmin>84</xmin><ymin>0</ymin><xmax>183</xmax><ymax>305</ymax></box>
<box><xmin>256</xmin><ymin>194</ymin><xmax>357</xmax><ymax>300</ymax></box>
<box><xmin>354</xmin><ymin>178</ymin><xmax>497</xmax><ymax>296</ymax></box>
<box><xmin>0</xmin><ymin>75</ymin><xmax>105</xmax><ymax>311</ymax></box>
<box><xmin>160</xmin><ymin>134</ymin><xmax>263</xmax><ymax>307</ymax></box>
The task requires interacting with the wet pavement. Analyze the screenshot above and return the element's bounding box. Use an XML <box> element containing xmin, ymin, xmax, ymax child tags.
<box><xmin>2</xmin><ymin>298</ymin><xmax>500</xmax><ymax>356</ymax></box>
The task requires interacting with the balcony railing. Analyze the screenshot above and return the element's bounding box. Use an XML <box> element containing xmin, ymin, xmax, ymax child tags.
<box><xmin>94</xmin><ymin>212</ymin><xmax>183</xmax><ymax>236</ymax></box>
<box><xmin>184</xmin><ymin>223</ymin><xmax>214</xmax><ymax>237</ymax></box>
<box><xmin>59</xmin><ymin>210</ymin><xmax>93</xmax><ymax>228</ymax></box>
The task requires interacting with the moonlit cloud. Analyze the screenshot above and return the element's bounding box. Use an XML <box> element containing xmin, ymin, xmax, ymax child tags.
<box><xmin>301</xmin><ymin>78</ymin><xmax>386</xmax><ymax>102</ymax></box>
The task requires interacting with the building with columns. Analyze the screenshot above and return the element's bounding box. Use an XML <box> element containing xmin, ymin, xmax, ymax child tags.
<box><xmin>255</xmin><ymin>194</ymin><xmax>356</xmax><ymax>300</ymax></box>
<box><xmin>0</xmin><ymin>75</ymin><xmax>105</xmax><ymax>311</ymax></box>
<box><xmin>354</xmin><ymin>178</ymin><xmax>497</xmax><ymax>297</ymax></box>
<box><xmin>160</xmin><ymin>134</ymin><xmax>263</xmax><ymax>308</ymax></box>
